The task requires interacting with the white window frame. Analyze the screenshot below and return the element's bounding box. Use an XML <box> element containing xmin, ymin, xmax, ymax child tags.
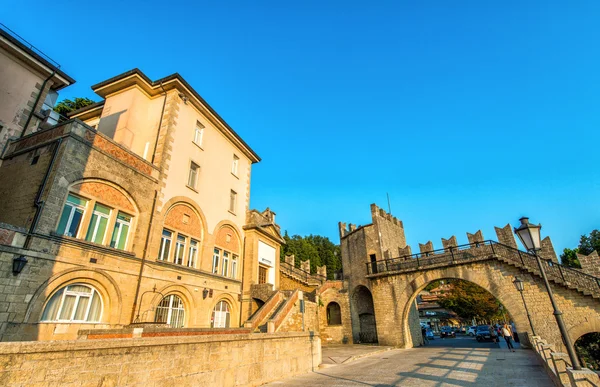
<box><xmin>212</xmin><ymin>248</ymin><xmax>220</xmax><ymax>274</ymax></box>
<box><xmin>231</xmin><ymin>154</ymin><xmax>239</xmax><ymax>176</ymax></box>
<box><xmin>174</xmin><ymin>234</ymin><xmax>186</xmax><ymax>265</ymax></box>
<box><xmin>188</xmin><ymin>162</ymin><xmax>199</xmax><ymax>189</ymax></box>
<box><xmin>193</xmin><ymin>121</ymin><xmax>204</xmax><ymax>147</ymax></box>
<box><xmin>222</xmin><ymin>251</ymin><xmax>229</xmax><ymax>276</ymax></box>
<box><xmin>110</xmin><ymin>212</ymin><xmax>132</xmax><ymax>250</ymax></box>
<box><xmin>231</xmin><ymin>254</ymin><xmax>238</xmax><ymax>279</ymax></box>
<box><xmin>155</xmin><ymin>294</ymin><xmax>185</xmax><ymax>328</ymax></box>
<box><xmin>86</xmin><ymin>204</ymin><xmax>111</xmax><ymax>244</ymax></box>
<box><xmin>159</xmin><ymin>229</ymin><xmax>173</xmax><ymax>261</ymax></box>
<box><xmin>60</xmin><ymin>195</ymin><xmax>88</xmax><ymax>238</ymax></box>
<box><xmin>44</xmin><ymin>284</ymin><xmax>103</xmax><ymax>323</ymax></box>
<box><xmin>188</xmin><ymin>239</ymin><xmax>199</xmax><ymax>268</ymax></box>
<box><xmin>212</xmin><ymin>300</ymin><xmax>230</xmax><ymax>328</ymax></box>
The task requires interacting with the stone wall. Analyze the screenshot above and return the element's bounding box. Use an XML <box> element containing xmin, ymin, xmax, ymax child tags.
<box><xmin>0</xmin><ymin>332</ymin><xmax>321</xmax><ymax>387</ymax></box>
<box><xmin>279</xmin><ymin>272</ymin><xmax>318</xmax><ymax>293</ymax></box>
<box><xmin>318</xmin><ymin>285</ymin><xmax>352</xmax><ymax>344</ymax></box>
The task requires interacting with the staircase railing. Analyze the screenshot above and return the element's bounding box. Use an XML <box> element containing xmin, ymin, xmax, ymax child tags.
<box><xmin>365</xmin><ymin>240</ymin><xmax>600</xmax><ymax>296</ymax></box>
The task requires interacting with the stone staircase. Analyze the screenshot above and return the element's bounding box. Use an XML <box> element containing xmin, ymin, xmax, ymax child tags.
<box><xmin>244</xmin><ymin>289</ymin><xmax>301</xmax><ymax>333</ymax></box>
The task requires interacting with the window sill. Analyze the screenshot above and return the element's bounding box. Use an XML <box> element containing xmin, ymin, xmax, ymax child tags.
<box><xmin>48</xmin><ymin>232</ymin><xmax>135</xmax><ymax>256</ymax></box>
<box><xmin>153</xmin><ymin>260</ymin><xmax>241</xmax><ymax>283</ymax></box>
<box><xmin>192</xmin><ymin>142</ymin><xmax>204</xmax><ymax>151</ymax></box>
<box><xmin>186</xmin><ymin>185</ymin><xmax>198</xmax><ymax>193</ymax></box>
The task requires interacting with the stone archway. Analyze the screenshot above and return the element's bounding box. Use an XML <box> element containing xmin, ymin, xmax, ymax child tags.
<box><xmin>352</xmin><ymin>285</ymin><xmax>378</xmax><ymax>343</ymax></box>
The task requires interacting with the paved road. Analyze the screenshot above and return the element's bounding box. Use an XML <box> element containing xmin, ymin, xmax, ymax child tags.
<box><xmin>265</xmin><ymin>336</ymin><xmax>550</xmax><ymax>387</ymax></box>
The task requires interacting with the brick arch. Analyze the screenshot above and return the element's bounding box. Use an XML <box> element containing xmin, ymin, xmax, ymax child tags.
<box><xmin>164</xmin><ymin>203</ymin><xmax>203</xmax><ymax>239</ymax></box>
<box><xmin>212</xmin><ymin>221</ymin><xmax>242</xmax><ymax>254</ymax></box>
<box><xmin>159</xmin><ymin>196</ymin><xmax>208</xmax><ymax>238</ymax></box>
<box><xmin>25</xmin><ymin>268</ymin><xmax>123</xmax><ymax>325</ymax></box>
<box><xmin>68</xmin><ymin>179</ymin><xmax>138</xmax><ymax>214</ymax></box>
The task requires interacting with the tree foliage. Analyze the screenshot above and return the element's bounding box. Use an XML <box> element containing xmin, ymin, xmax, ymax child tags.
<box><xmin>54</xmin><ymin>97</ymin><xmax>96</xmax><ymax>118</ymax></box>
<box><xmin>575</xmin><ymin>333</ymin><xmax>600</xmax><ymax>370</ymax></box>
<box><xmin>280</xmin><ymin>232</ymin><xmax>341</xmax><ymax>279</ymax></box>
<box><xmin>560</xmin><ymin>229</ymin><xmax>599</xmax><ymax>268</ymax></box>
<box><xmin>435</xmin><ymin>279</ymin><xmax>504</xmax><ymax>322</ymax></box>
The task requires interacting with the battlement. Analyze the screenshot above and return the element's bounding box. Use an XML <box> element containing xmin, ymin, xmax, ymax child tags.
<box><xmin>338</xmin><ymin>222</ymin><xmax>368</xmax><ymax>238</ymax></box>
<box><xmin>370</xmin><ymin>203</ymin><xmax>403</xmax><ymax>228</ymax></box>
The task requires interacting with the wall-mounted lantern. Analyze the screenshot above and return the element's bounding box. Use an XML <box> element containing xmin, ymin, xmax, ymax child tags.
<box><xmin>203</xmin><ymin>288</ymin><xmax>209</xmax><ymax>299</ymax></box>
<box><xmin>12</xmin><ymin>255</ymin><xmax>27</xmax><ymax>276</ymax></box>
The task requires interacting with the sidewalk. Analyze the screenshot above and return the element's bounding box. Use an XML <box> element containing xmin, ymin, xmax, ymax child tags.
<box><xmin>320</xmin><ymin>344</ymin><xmax>393</xmax><ymax>367</ymax></box>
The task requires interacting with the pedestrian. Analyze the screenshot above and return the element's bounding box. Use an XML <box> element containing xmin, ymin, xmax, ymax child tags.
<box><xmin>502</xmin><ymin>323</ymin><xmax>515</xmax><ymax>352</ymax></box>
<box><xmin>421</xmin><ymin>326</ymin><xmax>428</xmax><ymax>345</ymax></box>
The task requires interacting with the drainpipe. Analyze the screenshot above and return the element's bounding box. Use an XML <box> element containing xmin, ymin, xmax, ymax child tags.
<box><xmin>21</xmin><ymin>71</ymin><xmax>55</xmax><ymax>138</ymax></box>
<box><xmin>150</xmin><ymin>82</ymin><xmax>168</xmax><ymax>164</ymax></box>
<box><xmin>24</xmin><ymin>137</ymin><xmax>63</xmax><ymax>249</ymax></box>
<box><xmin>239</xmin><ymin>235</ymin><xmax>247</xmax><ymax>327</ymax></box>
<box><xmin>130</xmin><ymin>190</ymin><xmax>158</xmax><ymax>323</ymax></box>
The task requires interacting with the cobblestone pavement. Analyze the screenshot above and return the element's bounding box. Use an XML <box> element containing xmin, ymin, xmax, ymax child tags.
<box><xmin>265</xmin><ymin>337</ymin><xmax>550</xmax><ymax>386</ymax></box>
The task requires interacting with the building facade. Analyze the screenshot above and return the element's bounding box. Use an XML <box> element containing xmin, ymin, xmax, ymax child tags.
<box><xmin>0</xmin><ymin>26</ymin><xmax>286</xmax><ymax>341</ymax></box>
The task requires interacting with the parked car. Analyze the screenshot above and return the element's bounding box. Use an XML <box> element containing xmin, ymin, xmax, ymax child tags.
<box><xmin>459</xmin><ymin>326</ymin><xmax>466</xmax><ymax>333</ymax></box>
<box><xmin>440</xmin><ymin>326</ymin><xmax>456</xmax><ymax>338</ymax></box>
<box><xmin>467</xmin><ymin>326</ymin><xmax>477</xmax><ymax>336</ymax></box>
<box><xmin>426</xmin><ymin>329</ymin><xmax>435</xmax><ymax>340</ymax></box>
<box><xmin>475</xmin><ymin>325</ymin><xmax>497</xmax><ymax>342</ymax></box>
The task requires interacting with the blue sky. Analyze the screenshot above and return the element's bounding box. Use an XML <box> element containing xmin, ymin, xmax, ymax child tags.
<box><xmin>4</xmin><ymin>1</ymin><xmax>599</xmax><ymax>255</ymax></box>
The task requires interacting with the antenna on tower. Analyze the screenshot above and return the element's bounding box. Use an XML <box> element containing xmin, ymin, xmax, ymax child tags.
<box><xmin>387</xmin><ymin>192</ymin><xmax>391</xmax><ymax>214</ymax></box>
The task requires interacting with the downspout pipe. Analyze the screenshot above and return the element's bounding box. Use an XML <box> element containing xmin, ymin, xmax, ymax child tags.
<box><xmin>130</xmin><ymin>190</ymin><xmax>158</xmax><ymax>323</ymax></box>
<box><xmin>24</xmin><ymin>137</ymin><xmax>63</xmax><ymax>249</ymax></box>
<box><xmin>150</xmin><ymin>82</ymin><xmax>168</xmax><ymax>164</ymax></box>
<box><xmin>21</xmin><ymin>71</ymin><xmax>55</xmax><ymax>138</ymax></box>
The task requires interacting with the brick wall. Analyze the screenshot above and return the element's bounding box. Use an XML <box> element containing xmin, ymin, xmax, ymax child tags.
<box><xmin>0</xmin><ymin>332</ymin><xmax>321</xmax><ymax>387</ymax></box>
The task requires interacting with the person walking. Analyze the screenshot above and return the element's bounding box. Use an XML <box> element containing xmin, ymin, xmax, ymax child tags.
<box><xmin>421</xmin><ymin>326</ymin><xmax>429</xmax><ymax>345</ymax></box>
<box><xmin>502</xmin><ymin>323</ymin><xmax>515</xmax><ymax>352</ymax></box>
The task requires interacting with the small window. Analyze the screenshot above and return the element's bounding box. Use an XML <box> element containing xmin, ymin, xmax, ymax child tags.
<box><xmin>211</xmin><ymin>300</ymin><xmax>230</xmax><ymax>328</ymax></box>
<box><xmin>188</xmin><ymin>239</ymin><xmax>199</xmax><ymax>268</ymax></box>
<box><xmin>193</xmin><ymin>121</ymin><xmax>204</xmax><ymax>146</ymax></box>
<box><xmin>41</xmin><ymin>284</ymin><xmax>102</xmax><ymax>323</ymax></box>
<box><xmin>155</xmin><ymin>294</ymin><xmax>185</xmax><ymax>328</ymax></box>
<box><xmin>174</xmin><ymin>235</ymin><xmax>186</xmax><ymax>265</ymax></box>
<box><xmin>85</xmin><ymin>203</ymin><xmax>111</xmax><ymax>244</ymax></box>
<box><xmin>188</xmin><ymin>162</ymin><xmax>199</xmax><ymax>189</ymax></box>
<box><xmin>258</xmin><ymin>265</ymin><xmax>267</xmax><ymax>284</ymax></box>
<box><xmin>231</xmin><ymin>255</ymin><xmax>238</xmax><ymax>279</ymax></box>
<box><xmin>159</xmin><ymin>229</ymin><xmax>172</xmax><ymax>260</ymax></box>
<box><xmin>327</xmin><ymin>302</ymin><xmax>342</xmax><ymax>325</ymax></box>
<box><xmin>212</xmin><ymin>248</ymin><xmax>220</xmax><ymax>274</ymax></box>
<box><xmin>231</xmin><ymin>154</ymin><xmax>239</xmax><ymax>176</ymax></box>
<box><xmin>229</xmin><ymin>190</ymin><xmax>237</xmax><ymax>213</ymax></box>
<box><xmin>222</xmin><ymin>251</ymin><xmax>229</xmax><ymax>276</ymax></box>
<box><xmin>57</xmin><ymin>194</ymin><xmax>88</xmax><ymax>237</ymax></box>
<box><xmin>110</xmin><ymin>212</ymin><xmax>132</xmax><ymax>250</ymax></box>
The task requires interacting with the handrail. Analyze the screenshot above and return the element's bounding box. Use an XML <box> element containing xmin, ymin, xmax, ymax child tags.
<box><xmin>279</xmin><ymin>261</ymin><xmax>326</xmax><ymax>283</ymax></box>
<box><xmin>364</xmin><ymin>240</ymin><xmax>600</xmax><ymax>295</ymax></box>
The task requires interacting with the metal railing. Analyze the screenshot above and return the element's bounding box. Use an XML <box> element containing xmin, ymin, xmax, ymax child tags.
<box><xmin>365</xmin><ymin>240</ymin><xmax>600</xmax><ymax>296</ymax></box>
<box><xmin>279</xmin><ymin>261</ymin><xmax>326</xmax><ymax>283</ymax></box>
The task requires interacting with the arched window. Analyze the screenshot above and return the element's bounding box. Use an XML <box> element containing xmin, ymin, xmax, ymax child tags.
<box><xmin>327</xmin><ymin>302</ymin><xmax>342</xmax><ymax>325</ymax></box>
<box><xmin>155</xmin><ymin>295</ymin><xmax>185</xmax><ymax>328</ymax></box>
<box><xmin>41</xmin><ymin>284</ymin><xmax>103</xmax><ymax>322</ymax></box>
<box><xmin>211</xmin><ymin>300</ymin><xmax>231</xmax><ymax>328</ymax></box>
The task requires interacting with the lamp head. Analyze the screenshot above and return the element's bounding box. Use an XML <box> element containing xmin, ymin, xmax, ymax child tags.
<box><xmin>514</xmin><ymin>217</ymin><xmax>542</xmax><ymax>252</ymax></box>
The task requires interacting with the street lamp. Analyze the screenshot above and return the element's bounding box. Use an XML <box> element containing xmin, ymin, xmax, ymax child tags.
<box><xmin>512</xmin><ymin>276</ymin><xmax>536</xmax><ymax>336</ymax></box>
<box><xmin>514</xmin><ymin>217</ymin><xmax>581</xmax><ymax>370</ymax></box>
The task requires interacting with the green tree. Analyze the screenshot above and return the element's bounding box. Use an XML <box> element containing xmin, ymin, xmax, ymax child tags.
<box><xmin>280</xmin><ymin>232</ymin><xmax>341</xmax><ymax>279</ymax></box>
<box><xmin>575</xmin><ymin>333</ymin><xmax>600</xmax><ymax>370</ymax></box>
<box><xmin>54</xmin><ymin>97</ymin><xmax>96</xmax><ymax>118</ymax></box>
<box><xmin>436</xmin><ymin>280</ymin><xmax>504</xmax><ymax>322</ymax></box>
<box><xmin>559</xmin><ymin>229</ymin><xmax>599</xmax><ymax>268</ymax></box>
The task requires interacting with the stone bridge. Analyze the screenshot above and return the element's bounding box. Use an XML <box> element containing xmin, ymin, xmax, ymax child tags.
<box><xmin>339</xmin><ymin>204</ymin><xmax>600</xmax><ymax>352</ymax></box>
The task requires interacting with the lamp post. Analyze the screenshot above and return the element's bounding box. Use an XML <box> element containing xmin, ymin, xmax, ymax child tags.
<box><xmin>514</xmin><ymin>217</ymin><xmax>581</xmax><ymax>370</ymax></box>
<box><xmin>512</xmin><ymin>276</ymin><xmax>536</xmax><ymax>336</ymax></box>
